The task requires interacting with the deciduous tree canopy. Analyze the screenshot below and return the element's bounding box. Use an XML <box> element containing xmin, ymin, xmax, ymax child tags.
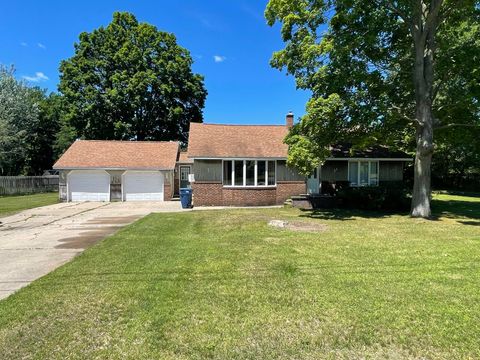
<box><xmin>266</xmin><ymin>0</ymin><xmax>480</xmax><ymax>217</ymax></box>
<box><xmin>59</xmin><ymin>12</ymin><xmax>207</xmax><ymax>143</ymax></box>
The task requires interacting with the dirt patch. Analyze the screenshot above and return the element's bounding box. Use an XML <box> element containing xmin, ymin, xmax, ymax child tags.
<box><xmin>268</xmin><ymin>219</ymin><xmax>327</xmax><ymax>232</ymax></box>
<box><xmin>56</xmin><ymin>216</ymin><xmax>141</xmax><ymax>249</ymax></box>
<box><xmin>56</xmin><ymin>230</ymin><xmax>114</xmax><ymax>249</ymax></box>
<box><xmin>287</xmin><ymin>221</ymin><xmax>327</xmax><ymax>232</ymax></box>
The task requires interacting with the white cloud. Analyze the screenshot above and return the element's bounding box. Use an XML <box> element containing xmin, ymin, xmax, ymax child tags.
<box><xmin>213</xmin><ymin>55</ymin><xmax>226</xmax><ymax>63</ymax></box>
<box><xmin>22</xmin><ymin>72</ymin><xmax>49</xmax><ymax>82</ymax></box>
<box><xmin>37</xmin><ymin>43</ymin><xmax>46</xmax><ymax>49</ymax></box>
<box><xmin>20</xmin><ymin>42</ymin><xmax>28</xmax><ymax>47</ymax></box>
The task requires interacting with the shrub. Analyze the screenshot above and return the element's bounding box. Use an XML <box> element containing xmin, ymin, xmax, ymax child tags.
<box><xmin>336</xmin><ymin>182</ymin><xmax>411</xmax><ymax>211</ymax></box>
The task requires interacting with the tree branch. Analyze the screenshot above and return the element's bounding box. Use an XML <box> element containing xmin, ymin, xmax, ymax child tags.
<box><xmin>432</xmin><ymin>70</ymin><xmax>450</xmax><ymax>102</ymax></box>
<box><xmin>390</xmin><ymin>104</ymin><xmax>419</xmax><ymax>125</ymax></box>
<box><xmin>375</xmin><ymin>0</ymin><xmax>414</xmax><ymax>35</ymax></box>
<box><xmin>420</xmin><ymin>0</ymin><xmax>444</xmax><ymax>45</ymax></box>
<box><xmin>382</xmin><ymin>0</ymin><xmax>411</xmax><ymax>24</ymax></box>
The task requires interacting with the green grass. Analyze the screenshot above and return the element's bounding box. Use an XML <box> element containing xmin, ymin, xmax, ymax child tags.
<box><xmin>0</xmin><ymin>194</ymin><xmax>479</xmax><ymax>359</ymax></box>
<box><xmin>0</xmin><ymin>192</ymin><xmax>58</xmax><ymax>217</ymax></box>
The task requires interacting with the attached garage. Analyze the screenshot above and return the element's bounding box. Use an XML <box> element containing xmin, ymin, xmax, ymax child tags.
<box><xmin>53</xmin><ymin>140</ymin><xmax>179</xmax><ymax>202</ymax></box>
<box><xmin>68</xmin><ymin>170</ymin><xmax>110</xmax><ymax>202</ymax></box>
<box><xmin>123</xmin><ymin>171</ymin><xmax>164</xmax><ymax>201</ymax></box>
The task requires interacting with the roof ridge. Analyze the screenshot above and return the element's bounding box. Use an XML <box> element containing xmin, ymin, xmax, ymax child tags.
<box><xmin>75</xmin><ymin>139</ymin><xmax>180</xmax><ymax>144</ymax></box>
<box><xmin>197</xmin><ymin>123</ymin><xmax>287</xmax><ymax>127</ymax></box>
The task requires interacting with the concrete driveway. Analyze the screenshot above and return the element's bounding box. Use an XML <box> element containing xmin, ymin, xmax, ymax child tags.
<box><xmin>0</xmin><ymin>201</ymin><xmax>183</xmax><ymax>300</ymax></box>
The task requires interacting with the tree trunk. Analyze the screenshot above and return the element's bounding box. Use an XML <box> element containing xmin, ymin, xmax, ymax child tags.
<box><xmin>411</xmin><ymin>109</ymin><xmax>433</xmax><ymax>217</ymax></box>
<box><xmin>410</xmin><ymin>0</ymin><xmax>441</xmax><ymax>218</ymax></box>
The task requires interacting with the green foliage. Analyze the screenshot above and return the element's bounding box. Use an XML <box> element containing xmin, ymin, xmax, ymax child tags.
<box><xmin>432</xmin><ymin>130</ymin><xmax>480</xmax><ymax>191</ymax></box>
<box><xmin>0</xmin><ymin>67</ymin><xmax>64</xmax><ymax>175</ymax></box>
<box><xmin>23</xmin><ymin>91</ymin><xmax>62</xmax><ymax>175</ymax></box>
<box><xmin>0</xmin><ymin>67</ymin><xmax>38</xmax><ymax>175</ymax></box>
<box><xmin>0</xmin><ymin>67</ymin><xmax>63</xmax><ymax>175</ymax></box>
<box><xmin>266</xmin><ymin>0</ymin><xmax>480</xmax><ymax>172</ymax></box>
<box><xmin>59</xmin><ymin>12</ymin><xmax>207</xmax><ymax>143</ymax></box>
<box><xmin>285</xmin><ymin>94</ymin><xmax>345</xmax><ymax>174</ymax></box>
<box><xmin>337</xmin><ymin>183</ymin><xmax>412</xmax><ymax>211</ymax></box>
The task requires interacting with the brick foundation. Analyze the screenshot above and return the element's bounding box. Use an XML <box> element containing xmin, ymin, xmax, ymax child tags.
<box><xmin>223</xmin><ymin>187</ymin><xmax>276</xmax><ymax>206</ymax></box>
<box><xmin>192</xmin><ymin>180</ymin><xmax>306</xmax><ymax>206</ymax></box>
<box><xmin>276</xmin><ymin>181</ymin><xmax>307</xmax><ymax>204</ymax></box>
<box><xmin>192</xmin><ymin>182</ymin><xmax>224</xmax><ymax>206</ymax></box>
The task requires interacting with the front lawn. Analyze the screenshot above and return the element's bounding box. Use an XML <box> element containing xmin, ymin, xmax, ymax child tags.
<box><xmin>0</xmin><ymin>192</ymin><xmax>58</xmax><ymax>217</ymax></box>
<box><xmin>0</xmin><ymin>194</ymin><xmax>479</xmax><ymax>359</ymax></box>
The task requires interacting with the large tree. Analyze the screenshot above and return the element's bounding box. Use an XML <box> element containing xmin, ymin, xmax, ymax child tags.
<box><xmin>0</xmin><ymin>67</ymin><xmax>38</xmax><ymax>175</ymax></box>
<box><xmin>59</xmin><ymin>11</ymin><xmax>207</xmax><ymax>143</ymax></box>
<box><xmin>23</xmin><ymin>91</ymin><xmax>62</xmax><ymax>175</ymax></box>
<box><xmin>0</xmin><ymin>67</ymin><xmax>62</xmax><ymax>175</ymax></box>
<box><xmin>266</xmin><ymin>0</ymin><xmax>480</xmax><ymax>217</ymax></box>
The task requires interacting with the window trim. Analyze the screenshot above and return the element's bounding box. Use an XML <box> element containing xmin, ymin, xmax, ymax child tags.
<box><xmin>347</xmin><ymin>160</ymin><xmax>380</xmax><ymax>187</ymax></box>
<box><xmin>222</xmin><ymin>159</ymin><xmax>277</xmax><ymax>188</ymax></box>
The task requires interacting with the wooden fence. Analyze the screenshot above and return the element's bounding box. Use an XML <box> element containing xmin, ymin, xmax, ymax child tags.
<box><xmin>0</xmin><ymin>176</ymin><xmax>59</xmax><ymax>196</ymax></box>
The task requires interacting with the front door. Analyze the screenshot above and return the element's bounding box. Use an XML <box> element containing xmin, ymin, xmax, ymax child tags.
<box><xmin>179</xmin><ymin>166</ymin><xmax>191</xmax><ymax>189</ymax></box>
<box><xmin>307</xmin><ymin>167</ymin><xmax>319</xmax><ymax>194</ymax></box>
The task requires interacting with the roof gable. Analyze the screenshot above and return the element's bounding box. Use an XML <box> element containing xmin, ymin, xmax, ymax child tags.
<box><xmin>53</xmin><ymin>140</ymin><xmax>179</xmax><ymax>170</ymax></box>
<box><xmin>187</xmin><ymin>123</ymin><xmax>289</xmax><ymax>158</ymax></box>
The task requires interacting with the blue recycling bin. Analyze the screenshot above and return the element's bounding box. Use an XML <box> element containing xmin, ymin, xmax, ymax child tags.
<box><xmin>179</xmin><ymin>188</ymin><xmax>193</xmax><ymax>208</ymax></box>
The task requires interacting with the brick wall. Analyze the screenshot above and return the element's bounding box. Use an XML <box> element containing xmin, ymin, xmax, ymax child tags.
<box><xmin>192</xmin><ymin>180</ymin><xmax>306</xmax><ymax>206</ymax></box>
<box><xmin>163</xmin><ymin>170</ymin><xmax>174</xmax><ymax>200</ymax></box>
<box><xmin>276</xmin><ymin>181</ymin><xmax>306</xmax><ymax>204</ymax></box>
<box><xmin>223</xmin><ymin>187</ymin><xmax>276</xmax><ymax>206</ymax></box>
<box><xmin>164</xmin><ymin>183</ymin><xmax>173</xmax><ymax>200</ymax></box>
<box><xmin>192</xmin><ymin>181</ymin><xmax>224</xmax><ymax>206</ymax></box>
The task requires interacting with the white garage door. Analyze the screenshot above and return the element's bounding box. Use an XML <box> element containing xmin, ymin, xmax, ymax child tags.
<box><xmin>69</xmin><ymin>170</ymin><xmax>110</xmax><ymax>202</ymax></box>
<box><xmin>123</xmin><ymin>171</ymin><xmax>164</xmax><ymax>201</ymax></box>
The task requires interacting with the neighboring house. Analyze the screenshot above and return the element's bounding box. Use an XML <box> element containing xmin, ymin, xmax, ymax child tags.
<box><xmin>53</xmin><ymin>113</ymin><xmax>412</xmax><ymax>205</ymax></box>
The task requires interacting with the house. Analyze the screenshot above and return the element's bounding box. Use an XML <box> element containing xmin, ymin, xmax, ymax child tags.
<box><xmin>53</xmin><ymin>113</ymin><xmax>412</xmax><ymax>205</ymax></box>
<box><xmin>186</xmin><ymin>116</ymin><xmax>306</xmax><ymax>206</ymax></box>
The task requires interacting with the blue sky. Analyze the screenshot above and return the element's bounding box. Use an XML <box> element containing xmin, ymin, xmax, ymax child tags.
<box><xmin>0</xmin><ymin>0</ymin><xmax>310</xmax><ymax>125</ymax></box>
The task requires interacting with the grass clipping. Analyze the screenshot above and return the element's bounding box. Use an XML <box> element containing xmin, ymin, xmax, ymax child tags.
<box><xmin>268</xmin><ymin>219</ymin><xmax>327</xmax><ymax>232</ymax></box>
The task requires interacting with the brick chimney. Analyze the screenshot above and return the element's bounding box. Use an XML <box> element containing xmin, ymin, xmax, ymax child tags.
<box><xmin>286</xmin><ymin>111</ymin><xmax>294</xmax><ymax>128</ymax></box>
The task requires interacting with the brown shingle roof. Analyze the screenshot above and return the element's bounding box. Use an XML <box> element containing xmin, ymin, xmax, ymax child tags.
<box><xmin>187</xmin><ymin>123</ymin><xmax>289</xmax><ymax>158</ymax></box>
<box><xmin>53</xmin><ymin>140</ymin><xmax>179</xmax><ymax>170</ymax></box>
<box><xmin>177</xmin><ymin>151</ymin><xmax>193</xmax><ymax>163</ymax></box>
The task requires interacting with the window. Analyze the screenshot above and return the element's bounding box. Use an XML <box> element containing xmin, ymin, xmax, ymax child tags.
<box><xmin>348</xmin><ymin>162</ymin><xmax>358</xmax><ymax>186</ymax></box>
<box><xmin>234</xmin><ymin>160</ymin><xmax>243</xmax><ymax>186</ymax></box>
<box><xmin>222</xmin><ymin>160</ymin><xmax>276</xmax><ymax>187</ymax></box>
<box><xmin>246</xmin><ymin>161</ymin><xmax>255</xmax><ymax>186</ymax></box>
<box><xmin>223</xmin><ymin>161</ymin><xmax>232</xmax><ymax>185</ymax></box>
<box><xmin>348</xmin><ymin>161</ymin><xmax>379</xmax><ymax>187</ymax></box>
<box><xmin>268</xmin><ymin>161</ymin><xmax>276</xmax><ymax>186</ymax></box>
<box><xmin>370</xmin><ymin>162</ymin><xmax>378</xmax><ymax>186</ymax></box>
<box><xmin>359</xmin><ymin>162</ymin><xmax>369</xmax><ymax>186</ymax></box>
<box><xmin>257</xmin><ymin>161</ymin><xmax>266</xmax><ymax>185</ymax></box>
